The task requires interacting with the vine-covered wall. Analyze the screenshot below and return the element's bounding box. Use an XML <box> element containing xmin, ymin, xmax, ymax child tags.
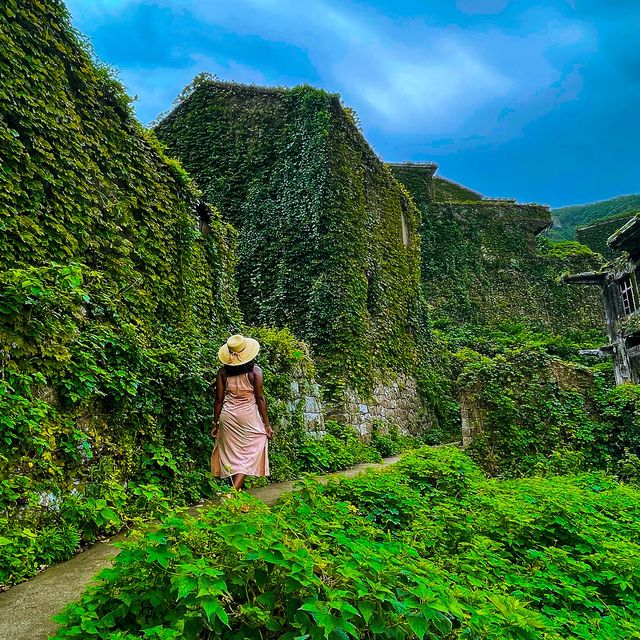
<box><xmin>457</xmin><ymin>345</ymin><xmax>640</xmax><ymax>478</ymax></box>
<box><xmin>390</xmin><ymin>163</ymin><xmax>605</xmax><ymax>333</ymax></box>
<box><xmin>433</xmin><ymin>176</ymin><xmax>483</xmax><ymax>202</ymax></box>
<box><xmin>0</xmin><ymin>0</ymin><xmax>327</xmax><ymax>587</ymax></box>
<box><xmin>575</xmin><ymin>215</ymin><xmax>636</xmax><ymax>259</ymax></box>
<box><xmin>155</xmin><ymin>81</ymin><xmax>428</xmax><ymax>399</ymax></box>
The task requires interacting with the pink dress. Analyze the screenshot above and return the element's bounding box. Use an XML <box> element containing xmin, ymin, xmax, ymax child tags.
<box><xmin>211</xmin><ymin>373</ymin><xmax>269</xmax><ymax>478</ymax></box>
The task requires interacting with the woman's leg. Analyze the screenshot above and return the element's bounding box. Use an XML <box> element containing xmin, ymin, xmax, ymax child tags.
<box><xmin>231</xmin><ymin>473</ymin><xmax>246</xmax><ymax>490</ymax></box>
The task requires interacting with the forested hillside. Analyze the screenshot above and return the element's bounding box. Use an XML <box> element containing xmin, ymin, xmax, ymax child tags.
<box><xmin>550</xmin><ymin>194</ymin><xmax>640</xmax><ymax>239</ymax></box>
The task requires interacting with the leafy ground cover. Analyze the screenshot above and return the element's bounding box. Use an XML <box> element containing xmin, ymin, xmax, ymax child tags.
<box><xmin>0</xmin><ymin>405</ymin><xmax>392</xmax><ymax>588</ymax></box>
<box><xmin>53</xmin><ymin>447</ymin><xmax>640</xmax><ymax>639</ymax></box>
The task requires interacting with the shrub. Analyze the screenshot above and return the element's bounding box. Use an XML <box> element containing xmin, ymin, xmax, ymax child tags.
<box><xmin>298</xmin><ymin>421</ymin><xmax>380</xmax><ymax>473</ymax></box>
<box><xmin>394</xmin><ymin>445</ymin><xmax>484</xmax><ymax>497</ymax></box>
<box><xmin>370</xmin><ymin>421</ymin><xmax>415</xmax><ymax>457</ymax></box>
<box><xmin>53</xmin><ymin>447</ymin><xmax>640</xmax><ymax>639</ymax></box>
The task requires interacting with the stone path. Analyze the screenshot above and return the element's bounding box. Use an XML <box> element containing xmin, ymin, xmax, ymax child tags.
<box><xmin>0</xmin><ymin>457</ymin><xmax>399</xmax><ymax>640</ymax></box>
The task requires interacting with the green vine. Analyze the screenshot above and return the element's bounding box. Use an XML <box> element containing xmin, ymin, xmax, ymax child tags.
<box><xmin>155</xmin><ymin>80</ymin><xmax>427</xmax><ymax>397</ymax></box>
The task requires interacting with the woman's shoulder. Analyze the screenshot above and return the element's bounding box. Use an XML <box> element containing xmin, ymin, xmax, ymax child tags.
<box><xmin>251</xmin><ymin>365</ymin><xmax>263</xmax><ymax>382</ymax></box>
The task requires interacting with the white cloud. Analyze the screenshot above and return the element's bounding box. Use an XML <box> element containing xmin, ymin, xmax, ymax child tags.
<box><xmin>332</xmin><ymin>35</ymin><xmax>512</xmax><ymax>133</ymax></box>
<box><xmin>167</xmin><ymin>0</ymin><xmax>512</xmax><ymax>133</ymax></box>
<box><xmin>181</xmin><ymin>0</ymin><xmax>594</xmax><ymax>139</ymax></box>
<box><xmin>120</xmin><ymin>53</ymin><xmax>268</xmax><ymax>124</ymax></box>
<box><xmin>68</xmin><ymin>0</ymin><xmax>595</xmax><ymax>141</ymax></box>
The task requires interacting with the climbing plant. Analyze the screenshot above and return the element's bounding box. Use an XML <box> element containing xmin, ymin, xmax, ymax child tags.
<box><xmin>454</xmin><ymin>338</ymin><xmax>640</xmax><ymax>477</ymax></box>
<box><xmin>390</xmin><ymin>164</ymin><xmax>605</xmax><ymax>333</ymax></box>
<box><xmin>0</xmin><ymin>0</ymin><xmax>359</xmax><ymax>588</ymax></box>
<box><xmin>155</xmin><ymin>80</ymin><xmax>427</xmax><ymax>397</ymax></box>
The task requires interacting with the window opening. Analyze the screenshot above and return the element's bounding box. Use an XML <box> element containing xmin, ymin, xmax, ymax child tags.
<box><xmin>195</xmin><ymin>200</ymin><xmax>212</xmax><ymax>234</ymax></box>
<box><xmin>400</xmin><ymin>213</ymin><xmax>409</xmax><ymax>247</ymax></box>
<box><xmin>618</xmin><ymin>274</ymin><xmax>637</xmax><ymax>315</ymax></box>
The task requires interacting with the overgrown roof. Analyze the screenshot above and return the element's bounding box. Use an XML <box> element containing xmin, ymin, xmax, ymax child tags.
<box><xmin>608</xmin><ymin>215</ymin><xmax>640</xmax><ymax>256</ymax></box>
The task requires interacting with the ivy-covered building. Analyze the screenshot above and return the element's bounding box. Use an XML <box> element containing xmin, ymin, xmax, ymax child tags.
<box><xmin>155</xmin><ymin>82</ymin><xmax>607</xmax><ymax>432</ymax></box>
<box><xmin>575</xmin><ymin>214</ymin><xmax>638</xmax><ymax>260</ymax></box>
<box><xmin>155</xmin><ymin>79</ymin><xmax>428</xmax><ymax>432</ymax></box>
<box><xmin>566</xmin><ymin>215</ymin><xmax>640</xmax><ymax>384</ymax></box>
<box><xmin>390</xmin><ymin>162</ymin><xmax>604</xmax><ymax>333</ymax></box>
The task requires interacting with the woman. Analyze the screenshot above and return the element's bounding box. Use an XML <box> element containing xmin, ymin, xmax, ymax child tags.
<box><xmin>211</xmin><ymin>334</ymin><xmax>273</xmax><ymax>490</ymax></box>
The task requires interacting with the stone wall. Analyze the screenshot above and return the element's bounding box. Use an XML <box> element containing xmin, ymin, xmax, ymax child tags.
<box><xmin>288</xmin><ymin>365</ymin><xmax>325</xmax><ymax>436</ymax></box>
<box><xmin>460</xmin><ymin>384</ymin><xmax>486</xmax><ymax>447</ymax></box>
<box><xmin>329</xmin><ymin>373</ymin><xmax>423</xmax><ymax>438</ymax></box>
<box><xmin>460</xmin><ymin>360</ymin><xmax>594</xmax><ymax>447</ymax></box>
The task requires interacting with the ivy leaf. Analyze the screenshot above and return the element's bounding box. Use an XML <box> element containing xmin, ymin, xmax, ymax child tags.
<box><xmin>175</xmin><ymin>576</ymin><xmax>198</xmax><ymax>600</ymax></box>
<box><xmin>201</xmin><ymin>598</ymin><xmax>229</xmax><ymax>626</ymax></box>
<box><xmin>146</xmin><ymin>547</ymin><xmax>172</xmax><ymax>568</ymax></box>
<box><xmin>406</xmin><ymin>615</ymin><xmax>431</xmax><ymax>640</ymax></box>
<box><xmin>358</xmin><ymin>601</ymin><xmax>375</xmax><ymax>623</ymax></box>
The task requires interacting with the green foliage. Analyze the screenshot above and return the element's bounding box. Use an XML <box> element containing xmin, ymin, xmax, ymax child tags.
<box><xmin>432</xmin><ymin>175</ymin><xmax>483</xmax><ymax>202</ymax></box>
<box><xmin>370</xmin><ymin>420</ymin><xmax>416</xmax><ymax>457</ymax></box>
<box><xmin>155</xmin><ymin>79</ymin><xmax>427</xmax><ymax>397</ymax></box>
<box><xmin>0</xmin><ymin>2</ymin><xmax>336</xmax><ymax>588</ymax></box>
<box><xmin>298</xmin><ymin>420</ymin><xmax>381</xmax><ymax>472</ymax></box>
<box><xmin>4</xmin><ymin>0</ymin><xmax>636</xmax><ymax>612</ymax></box>
<box><xmin>0</xmin><ymin>0</ymin><xmax>242</xmax><ymax>571</ymax></box>
<box><xmin>390</xmin><ymin>165</ymin><xmax>604</xmax><ymax>334</ymax></box>
<box><xmin>0</xmin><ymin>314</ymin><xmax>328</xmax><ymax>587</ymax></box>
<box><xmin>52</xmin><ymin>447</ymin><xmax>640</xmax><ymax>639</ymax></box>
<box><xmin>536</xmin><ymin>237</ymin><xmax>597</xmax><ymax>260</ymax></box>
<box><xmin>550</xmin><ymin>194</ymin><xmax>640</xmax><ymax>240</ymax></box>
<box><xmin>456</xmin><ymin>342</ymin><xmax>640</xmax><ymax>477</ymax></box>
<box><xmin>439</xmin><ymin>322</ymin><xmax>604</xmax><ymax>362</ymax></box>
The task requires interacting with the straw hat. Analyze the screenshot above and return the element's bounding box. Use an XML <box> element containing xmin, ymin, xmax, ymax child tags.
<box><xmin>218</xmin><ymin>334</ymin><xmax>260</xmax><ymax>366</ymax></box>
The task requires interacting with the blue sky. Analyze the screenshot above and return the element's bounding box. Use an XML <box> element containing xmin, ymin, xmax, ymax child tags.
<box><xmin>65</xmin><ymin>0</ymin><xmax>640</xmax><ymax>208</ymax></box>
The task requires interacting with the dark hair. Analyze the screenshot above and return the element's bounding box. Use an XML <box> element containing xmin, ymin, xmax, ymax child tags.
<box><xmin>223</xmin><ymin>360</ymin><xmax>255</xmax><ymax>377</ymax></box>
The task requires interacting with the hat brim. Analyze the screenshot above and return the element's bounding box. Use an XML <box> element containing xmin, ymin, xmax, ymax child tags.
<box><xmin>218</xmin><ymin>337</ymin><xmax>260</xmax><ymax>366</ymax></box>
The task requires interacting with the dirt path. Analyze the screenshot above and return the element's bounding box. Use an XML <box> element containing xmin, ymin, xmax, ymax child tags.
<box><xmin>0</xmin><ymin>456</ymin><xmax>400</xmax><ymax>640</ymax></box>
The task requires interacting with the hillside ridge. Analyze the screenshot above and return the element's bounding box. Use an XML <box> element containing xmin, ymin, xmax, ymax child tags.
<box><xmin>550</xmin><ymin>193</ymin><xmax>640</xmax><ymax>240</ymax></box>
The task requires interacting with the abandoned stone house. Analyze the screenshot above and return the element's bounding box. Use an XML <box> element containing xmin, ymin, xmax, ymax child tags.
<box><xmin>155</xmin><ymin>80</ymin><xmax>605</xmax><ymax>439</ymax></box>
<box><xmin>565</xmin><ymin>214</ymin><xmax>640</xmax><ymax>384</ymax></box>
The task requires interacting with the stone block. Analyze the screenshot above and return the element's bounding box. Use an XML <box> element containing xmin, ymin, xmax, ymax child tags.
<box><xmin>305</xmin><ymin>395</ymin><xmax>321</xmax><ymax>413</ymax></box>
<box><xmin>303</xmin><ymin>412</ymin><xmax>325</xmax><ymax>433</ymax></box>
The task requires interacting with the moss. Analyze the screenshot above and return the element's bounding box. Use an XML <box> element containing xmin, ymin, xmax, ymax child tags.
<box><xmin>575</xmin><ymin>215</ymin><xmax>638</xmax><ymax>259</ymax></box>
<box><xmin>432</xmin><ymin>176</ymin><xmax>483</xmax><ymax>202</ymax></box>
<box><xmin>621</xmin><ymin>312</ymin><xmax>640</xmax><ymax>336</ymax></box>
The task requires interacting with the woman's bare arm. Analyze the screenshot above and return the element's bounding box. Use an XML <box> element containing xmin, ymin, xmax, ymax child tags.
<box><xmin>211</xmin><ymin>369</ymin><xmax>225</xmax><ymax>437</ymax></box>
<box><xmin>252</xmin><ymin>366</ymin><xmax>273</xmax><ymax>439</ymax></box>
